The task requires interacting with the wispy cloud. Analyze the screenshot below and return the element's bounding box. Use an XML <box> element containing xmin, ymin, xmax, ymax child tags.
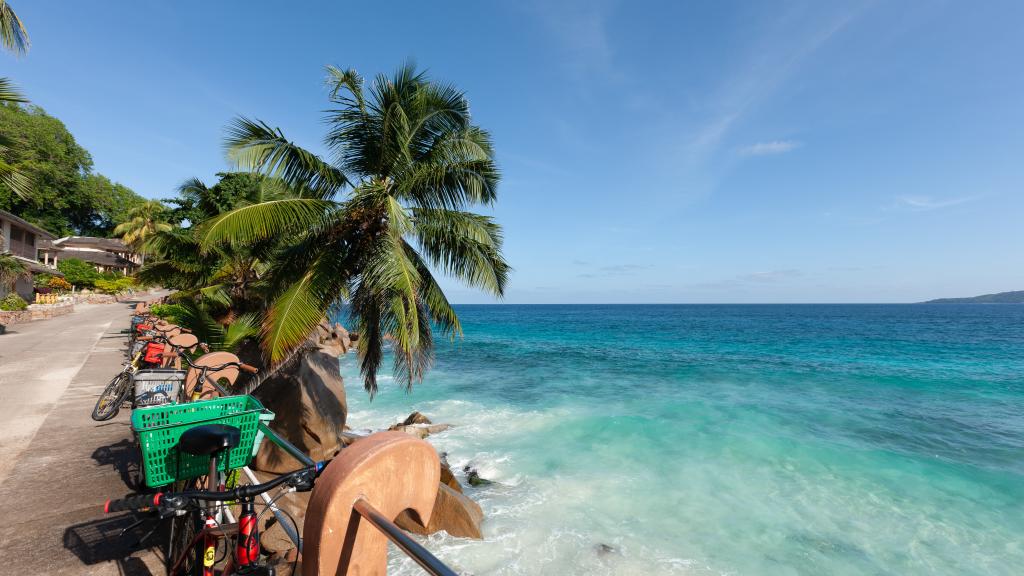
<box><xmin>894</xmin><ymin>195</ymin><xmax>976</xmax><ymax>212</ymax></box>
<box><xmin>684</xmin><ymin>6</ymin><xmax>863</xmax><ymax>165</ymax></box>
<box><xmin>738</xmin><ymin>269</ymin><xmax>803</xmax><ymax>282</ymax></box>
<box><xmin>692</xmin><ymin>269</ymin><xmax>803</xmax><ymax>290</ymax></box>
<box><xmin>739</xmin><ymin>140</ymin><xmax>802</xmax><ymax>156</ymax></box>
<box><xmin>527</xmin><ymin>0</ymin><xmax>617</xmax><ymax>79</ymax></box>
<box><xmin>578</xmin><ymin>263</ymin><xmax>650</xmax><ymax>278</ymax></box>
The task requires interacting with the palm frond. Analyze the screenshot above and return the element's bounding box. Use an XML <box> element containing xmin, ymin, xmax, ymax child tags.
<box><xmin>411</xmin><ymin>207</ymin><xmax>509</xmax><ymax>296</ymax></box>
<box><xmin>225</xmin><ymin>117</ymin><xmax>348</xmax><ymax>199</ymax></box>
<box><xmin>199</xmin><ymin>198</ymin><xmax>336</xmax><ymax>250</ymax></box>
<box><xmin>0</xmin><ymin>1</ymin><xmax>30</xmax><ymax>55</ymax></box>
<box><xmin>0</xmin><ymin>77</ymin><xmax>26</xmax><ymax>103</ymax></box>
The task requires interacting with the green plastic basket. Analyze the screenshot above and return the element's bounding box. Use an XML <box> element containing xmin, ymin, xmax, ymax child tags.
<box><xmin>131</xmin><ymin>395</ymin><xmax>274</xmax><ymax>487</ymax></box>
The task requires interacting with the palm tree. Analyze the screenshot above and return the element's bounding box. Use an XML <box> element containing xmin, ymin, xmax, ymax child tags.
<box><xmin>0</xmin><ymin>253</ymin><xmax>29</xmax><ymax>295</ymax></box>
<box><xmin>0</xmin><ymin>0</ymin><xmax>29</xmax><ymax>55</ymax></box>
<box><xmin>0</xmin><ymin>1</ymin><xmax>30</xmax><ymax>199</ymax></box>
<box><xmin>203</xmin><ymin>63</ymin><xmax>509</xmax><ymax>395</ymax></box>
<box><xmin>114</xmin><ymin>200</ymin><xmax>172</xmax><ymax>266</ymax></box>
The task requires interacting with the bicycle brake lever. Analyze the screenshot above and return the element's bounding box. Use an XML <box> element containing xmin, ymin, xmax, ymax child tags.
<box><xmin>288</xmin><ymin>469</ymin><xmax>317</xmax><ymax>492</ymax></box>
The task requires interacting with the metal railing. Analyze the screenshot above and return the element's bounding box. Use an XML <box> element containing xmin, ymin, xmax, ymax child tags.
<box><xmin>353</xmin><ymin>498</ymin><xmax>458</xmax><ymax>576</ymax></box>
<box><xmin>256</xmin><ymin>423</ymin><xmax>457</xmax><ymax>576</ymax></box>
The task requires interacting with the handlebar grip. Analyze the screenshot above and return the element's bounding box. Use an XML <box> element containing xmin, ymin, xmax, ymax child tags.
<box><xmin>104</xmin><ymin>493</ymin><xmax>161</xmax><ymax>514</ymax></box>
<box><xmin>179</xmin><ymin>327</ymin><xmax>192</xmax><ymax>334</ymax></box>
<box><xmin>239</xmin><ymin>363</ymin><xmax>258</xmax><ymax>374</ymax></box>
<box><xmin>199</xmin><ymin>343</ymin><xmax>210</xmax><ymax>353</ymax></box>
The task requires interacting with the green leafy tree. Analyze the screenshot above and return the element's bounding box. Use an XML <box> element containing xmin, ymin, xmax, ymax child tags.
<box><xmin>205</xmin><ymin>63</ymin><xmax>509</xmax><ymax>394</ymax></box>
<box><xmin>113</xmin><ymin>200</ymin><xmax>172</xmax><ymax>265</ymax></box>
<box><xmin>140</xmin><ymin>173</ymin><xmax>292</xmax><ymax>313</ymax></box>
<box><xmin>57</xmin><ymin>257</ymin><xmax>100</xmax><ymax>288</ymax></box>
<box><xmin>81</xmin><ymin>174</ymin><xmax>146</xmax><ymax>235</ymax></box>
<box><xmin>0</xmin><ymin>103</ymin><xmax>144</xmax><ymax>235</ymax></box>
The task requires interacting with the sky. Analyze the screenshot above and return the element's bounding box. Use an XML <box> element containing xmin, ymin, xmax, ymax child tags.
<box><xmin>4</xmin><ymin>0</ymin><xmax>1023</xmax><ymax>303</ymax></box>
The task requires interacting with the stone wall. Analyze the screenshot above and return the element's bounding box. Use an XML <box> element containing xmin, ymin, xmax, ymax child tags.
<box><xmin>0</xmin><ymin>309</ymin><xmax>31</xmax><ymax>326</ymax></box>
<box><xmin>0</xmin><ymin>301</ymin><xmax>74</xmax><ymax>327</ymax></box>
<box><xmin>28</xmin><ymin>301</ymin><xmax>74</xmax><ymax>321</ymax></box>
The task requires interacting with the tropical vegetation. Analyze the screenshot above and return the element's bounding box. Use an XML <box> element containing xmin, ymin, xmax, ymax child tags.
<box><xmin>113</xmin><ymin>199</ymin><xmax>172</xmax><ymax>265</ymax></box>
<box><xmin>0</xmin><ymin>252</ymin><xmax>28</xmax><ymax>293</ymax></box>
<box><xmin>0</xmin><ymin>292</ymin><xmax>27</xmax><ymax>311</ymax></box>
<box><xmin>56</xmin><ymin>258</ymin><xmax>100</xmax><ymax>288</ymax></box>
<box><xmin>0</xmin><ymin>1</ymin><xmax>30</xmax><ymax>200</ymax></box>
<box><xmin>141</xmin><ymin>64</ymin><xmax>509</xmax><ymax>394</ymax></box>
<box><xmin>0</xmin><ymin>102</ymin><xmax>146</xmax><ymax>236</ymax></box>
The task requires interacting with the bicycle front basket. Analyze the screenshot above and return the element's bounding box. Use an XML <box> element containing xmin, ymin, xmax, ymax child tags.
<box><xmin>131</xmin><ymin>395</ymin><xmax>274</xmax><ymax>487</ymax></box>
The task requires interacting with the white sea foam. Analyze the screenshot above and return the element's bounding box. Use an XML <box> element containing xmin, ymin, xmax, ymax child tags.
<box><xmin>346</xmin><ymin>385</ymin><xmax>709</xmax><ymax>575</ymax></box>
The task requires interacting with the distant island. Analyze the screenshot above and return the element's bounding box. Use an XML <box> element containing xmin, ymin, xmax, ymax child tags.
<box><xmin>921</xmin><ymin>290</ymin><xmax>1024</xmax><ymax>304</ymax></box>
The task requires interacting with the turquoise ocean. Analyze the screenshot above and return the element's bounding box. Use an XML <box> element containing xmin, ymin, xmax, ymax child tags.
<box><xmin>338</xmin><ymin>304</ymin><xmax>1024</xmax><ymax>575</ymax></box>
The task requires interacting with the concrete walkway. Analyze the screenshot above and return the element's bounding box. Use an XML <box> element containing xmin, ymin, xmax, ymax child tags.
<box><xmin>0</xmin><ymin>297</ymin><xmax>164</xmax><ymax>575</ymax></box>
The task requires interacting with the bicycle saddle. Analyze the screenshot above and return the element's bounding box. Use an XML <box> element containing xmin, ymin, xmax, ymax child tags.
<box><xmin>178</xmin><ymin>424</ymin><xmax>241</xmax><ymax>456</ymax></box>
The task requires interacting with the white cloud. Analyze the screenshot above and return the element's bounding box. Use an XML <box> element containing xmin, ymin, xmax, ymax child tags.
<box><xmin>894</xmin><ymin>195</ymin><xmax>976</xmax><ymax>211</ymax></box>
<box><xmin>739</xmin><ymin>140</ymin><xmax>802</xmax><ymax>156</ymax></box>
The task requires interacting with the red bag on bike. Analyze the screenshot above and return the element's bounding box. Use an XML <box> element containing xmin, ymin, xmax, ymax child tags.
<box><xmin>136</xmin><ymin>323</ymin><xmax>152</xmax><ymax>334</ymax></box>
<box><xmin>143</xmin><ymin>342</ymin><xmax>164</xmax><ymax>364</ymax></box>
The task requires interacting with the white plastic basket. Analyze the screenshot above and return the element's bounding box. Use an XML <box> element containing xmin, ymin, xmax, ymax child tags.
<box><xmin>133</xmin><ymin>369</ymin><xmax>185</xmax><ymax>408</ymax></box>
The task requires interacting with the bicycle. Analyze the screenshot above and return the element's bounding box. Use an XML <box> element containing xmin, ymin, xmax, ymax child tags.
<box><xmin>92</xmin><ymin>330</ymin><xmax>209</xmax><ymax>421</ymax></box>
<box><xmin>105</xmin><ymin>425</ymin><xmax>323</xmax><ymax>576</ymax></box>
<box><xmin>92</xmin><ymin>346</ymin><xmax>147</xmax><ymax>421</ymax></box>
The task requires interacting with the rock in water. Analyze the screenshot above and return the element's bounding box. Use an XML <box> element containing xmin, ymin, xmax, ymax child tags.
<box><xmin>440</xmin><ymin>460</ymin><xmax>463</xmax><ymax>493</ymax></box>
<box><xmin>251</xmin><ymin>320</ymin><xmax>349</xmax><ymax>473</ymax></box>
<box><xmin>595</xmin><ymin>543</ymin><xmax>617</xmax><ymax>556</ymax></box>
<box><xmin>463</xmin><ymin>465</ymin><xmax>495</xmax><ymax>487</ymax></box>
<box><xmin>402</xmin><ymin>411</ymin><xmax>432</xmax><ymax>425</ymax></box>
<box><xmin>395</xmin><ymin>483</ymin><xmax>484</xmax><ymax>539</ymax></box>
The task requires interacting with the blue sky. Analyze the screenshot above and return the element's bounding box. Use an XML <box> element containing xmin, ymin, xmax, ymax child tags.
<box><xmin>5</xmin><ymin>1</ymin><xmax>1023</xmax><ymax>303</ymax></box>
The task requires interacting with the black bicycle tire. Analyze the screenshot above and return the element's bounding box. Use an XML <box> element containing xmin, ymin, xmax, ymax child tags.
<box><xmin>166</xmin><ymin>478</ymin><xmax>204</xmax><ymax>576</ymax></box>
<box><xmin>166</xmin><ymin>509</ymin><xmax>203</xmax><ymax>575</ymax></box>
<box><xmin>91</xmin><ymin>372</ymin><xmax>133</xmax><ymax>421</ymax></box>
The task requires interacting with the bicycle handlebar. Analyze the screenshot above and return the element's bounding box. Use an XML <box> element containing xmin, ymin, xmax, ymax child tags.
<box><xmin>176</xmin><ymin>351</ymin><xmax>259</xmax><ymax>375</ymax></box>
<box><xmin>104</xmin><ymin>463</ymin><xmax>325</xmax><ymax>515</ymax></box>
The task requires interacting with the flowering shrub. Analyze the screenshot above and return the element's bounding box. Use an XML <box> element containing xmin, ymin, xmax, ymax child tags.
<box><xmin>48</xmin><ymin>276</ymin><xmax>73</xmax><ymax>292</ymax></box>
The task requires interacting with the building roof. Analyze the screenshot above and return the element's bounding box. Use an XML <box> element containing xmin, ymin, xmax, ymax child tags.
<box><xmin>0</xmin><ymin>209</ymin><xmax>57</xmax><ymax>240</ymax></box>
<box><xmin>58</xmin><ymin>248</ymin><xmax>137</xmax><ymax>268</ymax></box>
<box><xmin>53</xmin><ymin>236</ymin><xmax>131</xmax><ymax>251</ymax></box>
<box><xmin>10</xmin><ymin>255</ymin><xmax>64</xmax><ymax>276</ymax></box>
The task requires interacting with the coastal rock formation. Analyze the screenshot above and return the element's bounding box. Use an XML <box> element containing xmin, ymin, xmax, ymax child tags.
<box><xmin>251</xmin><ymin>320</ymin><xmax>349</xmax><ymax>473</ymax></box>
<box><xmin>402</xmin><ymin>411</ymin><xmax>431</xmax><ymax>425</ymax></box>
<box><xmin>464</xmin><ymin>465</ymin><xmax>494</xmax><ymax>487</ymax></box>
<box><xmin>388</xmin><ymin>411</ymin><xmax>452</xmax><ymax>439</ymax></box>
<box><xmin>395</xmin><ymin>482</ymin><xmax>484</xmax><ymax>539</ymax></box>
<box><xmin>389</xmin><ymin>423</ymin><xmax>452</xmax><ymax>439</ymax></box>
<box><xmin>440</xmin><ymin>460</ymin><xmax>463</xmax><ymax>493</ymax></box>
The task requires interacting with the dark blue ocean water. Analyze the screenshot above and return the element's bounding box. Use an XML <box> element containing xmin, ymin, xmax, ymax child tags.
<box><xmin>340</xmin><ymin>305</ymin><xmax>1024</xmax><ymax>575</ymax></box>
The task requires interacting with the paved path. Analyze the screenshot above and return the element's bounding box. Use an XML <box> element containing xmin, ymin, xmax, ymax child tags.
<box><xmin>0</xmin><ymin>297</ymin><xmax>164</xmax><ymax>575</ymax></box>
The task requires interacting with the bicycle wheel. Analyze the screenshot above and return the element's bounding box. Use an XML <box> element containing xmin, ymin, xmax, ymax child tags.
<box><xmin>167</xmin><ymin>478</ymin><xmax>204</xmax><ymax>576</ymax></box>
<box><xmin>167</xmin><ymin>509</ymin><xmax>203</xmax><ymax>576</ymax></box>
<box><xmin>91</xmin><ymin>372</ymin><xmax>133</xmax><ymax>421</ymax></box>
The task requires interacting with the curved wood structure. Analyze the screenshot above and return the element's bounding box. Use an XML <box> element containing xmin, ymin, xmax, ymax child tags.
<box><xmin>163</xmin><ymin>333</ymin><xmax>200</xmax><ymax>368</ymax></box>
<box><xmin>183</xmin><ymin>351</ymin><xmax>242</xmax><ymax>399</ymax></box>
<box><xmin>303</xmin><ymin>432</ymin><xmax>440</xmax><ymax>576</ymax></box>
